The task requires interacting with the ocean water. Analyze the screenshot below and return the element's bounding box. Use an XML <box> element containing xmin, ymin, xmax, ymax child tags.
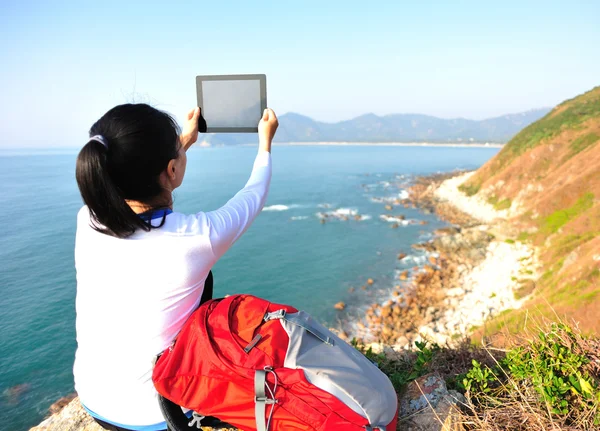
<box><xmin>0</xmin><ymin>145</ymin><xmax>499</xmax><ymax>430</ymax></box>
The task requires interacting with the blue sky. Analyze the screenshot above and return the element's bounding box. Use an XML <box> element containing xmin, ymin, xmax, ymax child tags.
<box><xmin>0</xmin><ymin>0</ymin><xmax>599</xmax><ymax>147</ymax></box>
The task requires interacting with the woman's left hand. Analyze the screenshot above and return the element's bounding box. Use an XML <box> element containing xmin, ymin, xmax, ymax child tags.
<box><xmin>180</xmin><ymin>107</ymin><xmax>200</xmax><ymax>151</ymax></box>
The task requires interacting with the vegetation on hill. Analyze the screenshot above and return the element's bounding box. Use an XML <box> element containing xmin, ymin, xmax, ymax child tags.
<box><xmin>458</xmin><ymin>86</ymin><xmax>600</xmax><ymax>335</ymax></box>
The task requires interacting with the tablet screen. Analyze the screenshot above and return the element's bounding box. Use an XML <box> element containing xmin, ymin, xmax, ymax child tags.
<box><xmin>196</xmin><ymin>75</ymin><xmax>267</xmax><ymax>133</ymax></box>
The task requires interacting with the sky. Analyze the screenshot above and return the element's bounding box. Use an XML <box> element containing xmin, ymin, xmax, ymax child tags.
<box><xmin>0</xmin><ymin>0</ymin><xmax>599</xmax><ymax>148</ymax></box>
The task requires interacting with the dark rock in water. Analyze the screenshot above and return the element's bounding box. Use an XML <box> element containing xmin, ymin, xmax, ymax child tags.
<box><xmin>3</xmin><ymin>383</ymin><xmax>31</xmax><ymax>404</ymax></box>
<box><xmin>398</xmin><ymin>253</ymin><xmax>408</xmax><ymax>260</ymax></box>
<box><xmin>334</xmin><ymin>301</ymin><xmax>346</xmax><ymax>310</ymax></box>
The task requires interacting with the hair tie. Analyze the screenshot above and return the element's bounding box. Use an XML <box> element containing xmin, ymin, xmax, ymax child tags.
<box><xmin>90</xmin><ymin>135</ymin><xmax>108</xmax><ymax>149</ymax></box>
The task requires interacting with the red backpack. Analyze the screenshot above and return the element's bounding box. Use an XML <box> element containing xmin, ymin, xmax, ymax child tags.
<box><xmin>152</xmin><ymin>294</ymin><xmax>398</xmax><ymax>431</ymax></box>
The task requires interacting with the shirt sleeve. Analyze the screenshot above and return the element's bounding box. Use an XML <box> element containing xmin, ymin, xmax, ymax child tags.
<box><xmin>204</xmin><ymin>150</ymin><xmax>272</xmax><ymax>260</ymax></box>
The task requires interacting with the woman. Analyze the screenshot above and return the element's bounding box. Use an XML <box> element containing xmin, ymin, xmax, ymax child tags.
<box><xmin>73</xmin><ymin>103</ymin><xmax>278</xmax><ymax>430</ymax></box>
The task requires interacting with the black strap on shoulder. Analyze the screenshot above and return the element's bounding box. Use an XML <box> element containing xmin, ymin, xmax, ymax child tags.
<box><xmin>199</xmin><ymin>270</ymin><xmax>213</xmax><ymax>306</ymax></box>
<box><xmin>158</xmin><ymin>270</ymin><xmax>231</xmax><ymax>431</ymax></box>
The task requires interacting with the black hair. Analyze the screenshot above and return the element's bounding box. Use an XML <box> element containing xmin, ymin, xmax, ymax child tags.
<box><xmin>75</xmin><ymin>103</ymin><xmax>181</xmax><ymax>238</ymax></box>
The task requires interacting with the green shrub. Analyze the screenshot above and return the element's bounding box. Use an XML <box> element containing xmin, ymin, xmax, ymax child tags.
<box><xmin>495</xmin><ymin>198</ymin><xmax>512</xmax><ymax>210</ymax></box>
<box><xmin>461</xmin><ymin>323</ymin><xmax>600</xmax><ymax>423</ymax></box>
<box><xmin>542</xmin><ymin>192</ymin><xmax>595</xmax><ymax>234</ymax></box>
<box><xmin>351</xmin><ymin>339</ymin><xmax>440</xmax><ymax>391</ymax></box>
<box><xmin>488</xmin><ymin>195</ymin><xmax>512</xmax><ymax>210</ymax></box>
<box><xmin>459</xmin><ymin>182</ymin><xmax>481</xmax><ymax>196</ymax></box>
<box><xmin>569</xmin><ymin>132</ymin><xmax>599</xmax><ymax>157</ymax></box>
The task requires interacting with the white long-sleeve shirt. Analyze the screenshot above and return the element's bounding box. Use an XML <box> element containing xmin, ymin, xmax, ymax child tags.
<box><xmin>73</xmin><ymin>150</ymin><xmax>271</xmax><ymax>429</ymax></box>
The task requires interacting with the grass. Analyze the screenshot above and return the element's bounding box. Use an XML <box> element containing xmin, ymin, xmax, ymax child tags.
<box><xmin>459</xmin><ymin>182</ymin><xmax>481</xmax><ymax>196</ymax></box>
<box><xmin>460</xmin><ymin>323</ymin><xmax>600</xmax><ymax>429</ymax></box>
<box><xmin>514</xmin><ymin>279</ymin><xmax>536</xmax><ymax>300</ymax></box>
<box><xmin>541</xmin><ymin>192</ymin><xmax>595</xmax><ymax>235</ymax></box>
<box><xmin>356</xmin><ymin>321</ymin><xmax>600</xmax><ymax>430</ymax></box>
<box><xmin>569</xmin><ymin>132</ymin><xmax>600</xmax><ymax>158</ymax></box>
<box><xmin>488</xmin><ymin>195</ymin><xmax>513</xmax><ymax>211</ymax></box>
<box><xmin>517</xmin><ymin>231</ymin><xmax>532</xmax><ymax>242</ymax></box>
<box><xmin>489</xmin><ymin>87</ymin><xmax>600</xmax><ymax>174</ymax></box>
<box><xmin>550</xmin><ymin>232</ymin><xmax>598</xmax><ymax>258</ymax></box>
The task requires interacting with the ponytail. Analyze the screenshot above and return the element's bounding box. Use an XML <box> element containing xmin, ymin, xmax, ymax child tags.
<box><xmin>75</xmin><ymin>104</ymin><xmax>180</xmax><ymax>238</ymax></box>
<box><xmin>76</xmin><ymin>139</ymin><xmax>152</xmax><ymax>238</ymax></box>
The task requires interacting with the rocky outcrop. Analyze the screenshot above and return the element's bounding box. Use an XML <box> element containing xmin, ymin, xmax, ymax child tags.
<box><xmin>30</xmin><ymin>397</ymin><xmax>103</xmax><ymax>431</ymax></box>
<box><xmin>30</xmin><ymin>397</ymin><xmax>235</xmax><ymax>431</ymax></box>
<box><xmin>397</xmin><ymin>373</ymin><xmax>465</xmax><ymax>431</ymax></box>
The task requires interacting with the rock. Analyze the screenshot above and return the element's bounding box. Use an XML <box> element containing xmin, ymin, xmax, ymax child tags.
<box><xmin>399</xmin><ymin>270</ymin><xmax>409</xmax><ymax>280</ymax></box>
<box><xmin>398</xmin><ymin>373</ymin><xmax>465</xmax><ymax>431</ymax></box>
<box><xmin>48</xmin><ymin>393</ymin><xmax>77</xmax><ymax>415</ymax></box>
<box><xmin>385</xmin><ymin>204</ymin><xmax>393</xmax><ymax>211</ymax></box>
<box><xmin>3</xmin><ymin>383</ymin><xmax>31</xmax><ymax>404</ymax></box>
<box><xmin>420</xmin><ymin>220</ymin><xmax>428</xmax><ymax>225</ymax></box>
<box><xmin>30</xmin><ymin>397</ymin><xmax>106</xmax><ymax>431</ymax></box>
<box><xmin>367</xmin><ymin>278</ymin><xmax>374</xmax><ymax>285</ymax></box>
<box><xmin>428</xmin><ymin>256</ymin><xmax>438</xmax><ymax>266</ymax></box>
<box><xmin>398</xmin><ymin>253</ymin><xmax>408</xmax><ymax>260</ymax></box>
<box><xmin>434</xmin><ymin>227</ymin><xmax>460</xmax><ymax>236</ymax></box>
<box><xmin>31</xmin><ymin>396</ymin><xmax>238</xmax><ymax>431</ymax></box>
<box><xmin>391</xmin><ymin>223</ymin><xmax>399</xmax><ymax>229</ymax></box>
<box><xmin>348</xmin><ymin>287</ymin><xmax>355</xmax><ymax>293</ymax></box>
<box><xmin>334</xmin><ymin>301</ymin><xmax>346</xmax><ymax>310</ymax></box>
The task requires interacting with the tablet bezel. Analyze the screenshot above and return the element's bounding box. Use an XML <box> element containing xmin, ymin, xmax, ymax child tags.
<box><xmin>195</xmin><ymin>74</ymin><xmax>267</xmax><ymax>133</ymax></box>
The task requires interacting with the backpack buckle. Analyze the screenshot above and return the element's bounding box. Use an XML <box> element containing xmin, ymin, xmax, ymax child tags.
<box><xmin>264</xmin><ymin>309</ymin><xmax>286</xmax><ymax>321</ymax></box>
<box><xmin>255</xmin><ymin>396</ymin><xmax>277</xmax><ymax>404</ymax></box>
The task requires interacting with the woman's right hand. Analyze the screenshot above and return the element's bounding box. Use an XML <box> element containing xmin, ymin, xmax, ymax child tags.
<box><xmin>258</xmin><ymin>108</ymin><xmax>278</xmax><ymax>153</ymax></box>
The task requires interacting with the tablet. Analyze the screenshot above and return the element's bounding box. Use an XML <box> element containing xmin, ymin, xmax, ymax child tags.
<box><xmin>196</xmin><ymin>74</ymin><xmax>267</xmax><ymax>133</ymax></box>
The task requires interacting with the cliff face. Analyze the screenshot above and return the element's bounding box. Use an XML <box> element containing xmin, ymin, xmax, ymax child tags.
<box><xmin>460</xmin><ymin>86</ymin><xmax>600</xmax><ymax>333</ymax></box>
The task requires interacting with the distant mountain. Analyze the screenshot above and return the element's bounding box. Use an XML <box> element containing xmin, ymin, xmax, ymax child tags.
<box><xmin>197</xmin><ymin>108</ymin><xmax>551</xmax><ymax>146</ymax></box>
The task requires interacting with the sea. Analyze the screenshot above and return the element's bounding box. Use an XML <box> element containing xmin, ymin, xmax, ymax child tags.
<box><xmin>0</xmin><ymin>144</ymin><xmax>499</xmax><ymax>430</ymax></box>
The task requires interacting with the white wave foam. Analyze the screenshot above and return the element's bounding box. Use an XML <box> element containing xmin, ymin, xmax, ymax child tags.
<box><xmin>290</xmin><ymin>216</ymin><xmax>309</xmax><ymax>221</ymax></box>
<box><xmin>334</xmin><ymin>208</ymin><xmax>357</xmax><ymax>216</ymax></box>
<box><xmin>263</xmin><ymin>205</ymin><xmax>290</xmax><ymax>211</ymax></box>
<box><xmin>263</xmin><ymin>204</ymin><xmax>307</xmax><ymax>212</ymax></box>
<box><xmin>398</xmin><ymin>190</ymin><xmax>409</xmax><ymax>200</ymax></box>
<box><xmin>379</xmin><ymin>215</ymin><xmax>406</xmax><ymax>223</ymax></box>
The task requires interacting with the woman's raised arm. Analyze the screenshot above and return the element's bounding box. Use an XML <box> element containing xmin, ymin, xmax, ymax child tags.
<box><xmin>204</xmin><ymin>109</ymin><xmax>278</xmax><ymax>260</ymax></box>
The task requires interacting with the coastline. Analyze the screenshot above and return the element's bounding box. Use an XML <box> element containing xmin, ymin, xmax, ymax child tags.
<box><xmin>341</xmin><ymin>170</ymin><xmax>539</xmax><ymax>349</ymax></box>
<box><xmin>33</xmin><ymin>170</ymin><xmax>535</xmax><ymax>430</ymax></box>
<box><xmin>244</xmin><ymin>141</ymin><xmax>504</xmax><ymax>148</ymax></box>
